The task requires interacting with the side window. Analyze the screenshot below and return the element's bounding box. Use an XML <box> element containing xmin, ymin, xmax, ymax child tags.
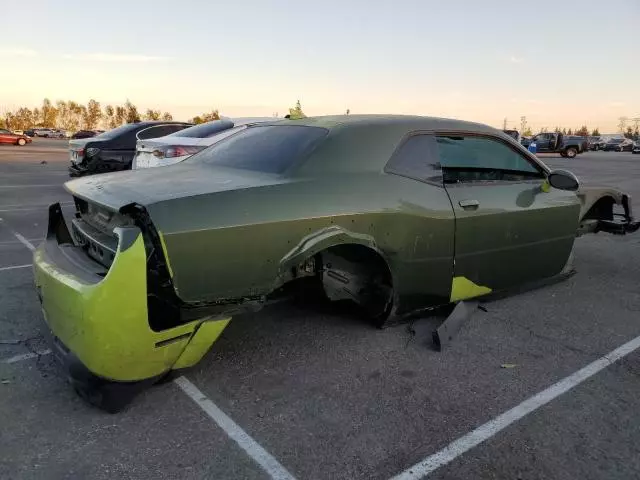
<box><xmin>436</xmin><ymin>135</ymin><xmax>543</xmax><ymax>184</ymax></box>
<box><xmin>0</xmin><ymin>129</ymin><xmax>9</xmax><ymax>134</ymax></box>
<box><xmin>384</xmin><ymin>134</ymin><xmax>442</xmax><ymax>185</ymax></box>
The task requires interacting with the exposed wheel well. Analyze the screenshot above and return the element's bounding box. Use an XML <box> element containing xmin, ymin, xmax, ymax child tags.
<box><xmin>582</xmin><ymin>196</ymin><xmax>615</xmax><ymax>222</ymax></box>
<box><xmin>316</xmin><ymin>243</ymin><xmax>394</xmax><ymax>325</ymax></box>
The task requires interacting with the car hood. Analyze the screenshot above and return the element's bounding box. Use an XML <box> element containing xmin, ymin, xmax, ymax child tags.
<box><xmin>64</xmin><ymin>163</ymin><xmax>289</xmax><ymax>212</ymax></box>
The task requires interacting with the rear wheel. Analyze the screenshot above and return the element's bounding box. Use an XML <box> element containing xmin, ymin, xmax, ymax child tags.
<box><xmin>565</xmin><ymin>147</ymin><xmax>577</xmax><ymax>158</ymax></box>
<box><xmin>560</xmin><ymin>151</ymin><xmax>568</xmax><ymax>158</ymax></box>
<box><xmin>17</xmin><ymin>138</ymin><xmax>26</xmax><ymax>146</ymax></box>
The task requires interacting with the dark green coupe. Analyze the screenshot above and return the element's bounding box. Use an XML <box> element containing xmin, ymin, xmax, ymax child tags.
<box><xmin>34</xmin><ymin>115</ymin><xmax>638</xmax><ymax>411</ymax></box>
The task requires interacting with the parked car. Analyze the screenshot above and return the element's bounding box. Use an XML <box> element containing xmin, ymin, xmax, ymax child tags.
<box><xmin>34</xmin><ymin>114</ymin><xmax>640</xmax><ymax>411</ymax></box>
<box><xmin>602</xmin><ymin>138</ymin><xmax>632</xmax><ymax>151</ymax></box>
<box><xmin>71</xmin><ymin>130</ymin><xmax>98</xmax><ymax>140</ymax></box>
<box><xmin>502</xmin><ymin>129</ymin><xmax>520</xmax><ymax>142</ymax></box>
<box><xmin>0</xmin><ymin>128</ymin><xmax>32</xmax><ymax>146</ymax></box>
<box><xmin>33</xmin><ymin>128</ymin><xmax>56</xmax><ymax>137</ymax></box>
<box><xmin>526</xmin><ymin>132</ymin><xmax>585</xmax><ymax>158</ymax></box>
<box><xmin>588</xmin><ymin>136</ymin><xmax>606</xmax><ymax>150</ymax></box>
<box><xmin>633</xmin><ymin>142</ymin><xmax>640</xmax><ymax>154</ymax></box>
<box><xmin>133</xmin><ymin>117</ymin><xmax>276</xmax><ymax>169</ymax></box>
<box><xmin>24</xmin><ymin>129</ymin><xmax>36</xmax><ymax>137</ymax></box>
<box><xmin>68</xmin><ymin>121</ymin><xmax>192</xmax><ymax>177</ymax></box>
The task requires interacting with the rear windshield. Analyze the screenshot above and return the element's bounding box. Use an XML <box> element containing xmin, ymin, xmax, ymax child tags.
<box><xmin>187</xmin><ymin>125</ymin><xmax>328</xmax><ymax>174</ymax></box>
<box><xmin>169</xmin><ymin>119</ymin><xmax>235</xmax><ymax>138</ymax></box>
<box><xmin>93</xmin><ymin>123</ymin><xmax>140</xmax><ymax>140</ymax></box>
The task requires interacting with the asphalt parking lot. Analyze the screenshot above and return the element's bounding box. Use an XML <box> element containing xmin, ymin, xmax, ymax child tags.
<box><xmin>1</xmin><ymin>139</ymin><xmax>639</xmax><ymax>480</ymax></box>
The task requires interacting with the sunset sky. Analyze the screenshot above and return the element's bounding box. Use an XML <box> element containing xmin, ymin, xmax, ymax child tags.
<box><xmin>1</xmin><ymin>0</ymin><xmax>638</xmax><ymax>132</ymax></box>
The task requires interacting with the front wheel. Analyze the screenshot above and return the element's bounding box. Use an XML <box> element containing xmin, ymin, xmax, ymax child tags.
<box><xmin>17</xmin><ymin>138</ymin><xmax>26</xmax><ymax>146</ymax></box>
<box><xmin>565</xmin><ymin>147</ymin><xmax>577</xmax><ymax>158</ymax></box>
<box><xmin>560</xmin><ymin>151</ymin><xmax>568</xmax><ymax>158</ymax></box>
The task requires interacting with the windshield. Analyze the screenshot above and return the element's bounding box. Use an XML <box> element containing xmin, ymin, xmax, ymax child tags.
<box><xmin>187</xmin><ymin>125</ymin><xmax>328</xmax><ymax>174</ymax></box>
<box><xmin>168</xmin><ymin>119</ymin><xmax>235</xmax><ymax>138</ymax></box>
<box><xmin>92</xmin><ymin>123</ymin><xmax>140</xmax><ymax>140</ymax></box>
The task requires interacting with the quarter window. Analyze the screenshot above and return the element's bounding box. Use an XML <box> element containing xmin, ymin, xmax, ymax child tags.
<box><xmin>436</xmin><ymin>135</ymin><xmax>543</xmax><ymax>183</ymax></box>
<box><xmin>384</xmin><ymin>134</ymin><xmax>442</xmax><ymax>184</ymax></box>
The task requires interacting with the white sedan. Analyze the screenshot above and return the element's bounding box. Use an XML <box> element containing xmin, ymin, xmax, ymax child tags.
<box><xmin>132</xmin><ymin>117</ymin><xmax>277</xmax><ymax>169</ymax></box>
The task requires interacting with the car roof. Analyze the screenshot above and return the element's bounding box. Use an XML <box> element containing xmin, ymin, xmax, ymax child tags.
<box><xmin>260</xmin><ymin>114</ymin><xmax>500</xmax><ymax>134</ymax></box>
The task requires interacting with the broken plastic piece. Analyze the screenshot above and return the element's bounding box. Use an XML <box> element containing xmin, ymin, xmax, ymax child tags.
<box><xmin>432</xmin><ymin>300</ymin><xmax>478</xmax><ymax>351</ymax></box>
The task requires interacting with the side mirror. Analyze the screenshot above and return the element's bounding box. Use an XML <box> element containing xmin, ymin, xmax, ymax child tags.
<box><xmin>547</xmin><ymin>169</ymin><xmax>579</xmax><ymax>191</ymax></box>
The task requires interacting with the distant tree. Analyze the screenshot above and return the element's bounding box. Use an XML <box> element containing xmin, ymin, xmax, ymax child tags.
<box><xmin>115</xmin><ymin>106</ymin><xmax>126</xmax><ymax>125</ymax></box>
<box><xmin>32</xmin><ymin>107</ymin><xmax>41</xmax><ymax>126</ymax></box>
<box><xmin>591</xmin><ymin>128</ymin><xmax>600</xmax><ymax>136</ymax></box>
<box><xmin>567</xmin><ymin>128</ymin><xmax>573</xmax><ymax>135</ymax></box>
<box><xmin>144</xmin><ymin>109</ymin><xmax>161</xmax><ymax>120</ymax></box>
<box><xmin>523</xmin><ymin>127</ymin><xmax>533</xmax><ymax>136</ymax></box>
<box><xmin>83</xmin><ymin>99</ymin><xmax>102</xmax><ymax>130</ymax></box>
<box><xmin>161</xmin><ymin>112</ymin><xmax>173</xmax><ymax>121</ymax></box>
<box><xmin>191</xmin><ymin>110</ymin><xmax>219</xmax><ymax>123</ymax></box>
<box><xmin>103</xmin><ymin>105</ymin><xmax>118</xmax><ymax>129</ymax></box>
<box><xmin>124</xmin><ymin>100</ymin><xmax>140</xmax><ymax>123</ymax></box>
<box><xmin>12</xmin><ymin>107</ymin><xmax>34</xmax><ymax>130</ymax></box>
<box><xmin>562</xmin><ymin>128</ymin><xmax>567</xmax><ymax>135</ymax></box>
<box><xmin>346</xmin><ymin>108</ymin><xmax>350</xmax><ymax>115</ymax></box>
<box><xmin>56</xmin><ymin>100</ymin><xmax>83</xmax><ymax>132</ymax></box>
<box><xmin>624</xmin><ymin>126</ymin><xmax>634</xmax><ymax>139</ymax></box>
<box><xmin>288</xmin><ymin>99</ymin><xmax>306</xmax><ymax>119</ymax></box>
<box><xmin>554</xmin><ymin>126</ymin><xmax>561</xmax><ymax>133</ymax></box>
<box><xmin>634</xmin><ymin>127</ymin><xmax>639</xmax><ymax>141</ymax></box>
<box><xmin>540</xmin><ymin>127</ymin><xmax>548</xmax><ymax>133</ymax></box>
<box><xmin>41</xmin><ymin>98</ymin><xmax>58</xmax><ymax>128</ymax></box>
<box><xmin>575</xmin><ymin>125</ymin><xmax>589</xmax><ymax>136</ymax></box>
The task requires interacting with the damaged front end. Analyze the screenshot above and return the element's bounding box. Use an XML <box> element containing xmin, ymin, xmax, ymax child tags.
<box><xmin>33</xmin><ymin>202</ymin><xmax>231</xmax><ymax>412</ymax></box>
<box><xmin>577</xmin><ymin>188</ymin><xmax>640</xmax><ymax>236</ymax></box>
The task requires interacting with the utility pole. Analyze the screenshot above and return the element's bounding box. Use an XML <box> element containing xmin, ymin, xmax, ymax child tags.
<box><xmin>503</xmin><ymin>117</ymin><xmax>507</xmax><ymax>130</ymax></box>
<box><xmin>520</xmin><ymin>116</ymin><xmax>527</xmax><ymax>134</ymax></box>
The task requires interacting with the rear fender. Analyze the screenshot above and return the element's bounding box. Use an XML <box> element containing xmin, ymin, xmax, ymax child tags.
<box><xmin>276</xmin><ymin>225</ymin><xmax>395</xmax><ymax>286</ymax></box>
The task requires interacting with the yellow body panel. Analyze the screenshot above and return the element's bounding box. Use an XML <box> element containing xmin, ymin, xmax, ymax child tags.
<box><xmin>449</xmin><ymin>276</ymin><xmax>492</xmax><ymax>302</ymax></box>
<box><xmin>33</xmin><ymin>229</ymin><xmax>230</xmax><ymax>381</ymax></box>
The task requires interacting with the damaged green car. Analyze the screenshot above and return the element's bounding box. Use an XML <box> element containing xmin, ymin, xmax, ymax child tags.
<box><xmin>34</xmin><ymin>115</ymin><xmax>639</xmax><ymax>411</ymax></box>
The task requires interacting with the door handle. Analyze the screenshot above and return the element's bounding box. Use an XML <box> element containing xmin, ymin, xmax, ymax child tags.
<box><xmin>459</xmin><ymin>199</ymin><xmax>480</xmax><ymax>208</ymax></box>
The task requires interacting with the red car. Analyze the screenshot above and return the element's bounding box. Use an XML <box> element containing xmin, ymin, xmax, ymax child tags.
<box><xmin>0</xmin><ymin>128</ymin><xmax>32</xmax><ymax>146</ymax></box>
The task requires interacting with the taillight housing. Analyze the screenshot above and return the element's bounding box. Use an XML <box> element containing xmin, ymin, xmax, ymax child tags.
<box><xmin>152</xmin><ymin>145</ymin><xmax>204</xmax><ymax>159</ymax></box>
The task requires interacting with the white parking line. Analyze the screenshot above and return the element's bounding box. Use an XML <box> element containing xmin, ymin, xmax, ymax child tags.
<box><xmin>0</xmin><ymin>184</ymin><xmax>62</xmax><ymax>188</ymax></box>
<box><xmin>389</xmin><ymin>334</ymin><xmax>640</xmax><ymax>480</ymax></box>
<box><xmin>0</xmin><ymin>219</ymin><xmax>36</xmax><ymax>251</ymax></box>
<box><xmin>0</xmin><ymin>264</ymin><xmax>31</xmax><ymax>272</ymax></box>
<box><xmin>3</xmin><ymin>350</ymin><xmax>52</xmax><ymax>364</ymax></box>
<box><xmin>174</xmin><ymin>376</ymin><xmax>297</xmax><ymax>480</ymax></box>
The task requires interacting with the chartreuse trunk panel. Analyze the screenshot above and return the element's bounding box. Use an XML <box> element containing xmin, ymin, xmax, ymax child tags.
<box><xmin>34</xmin><ymin>227</ymin><xmax>229</xmax><ymax>382</ymax></box>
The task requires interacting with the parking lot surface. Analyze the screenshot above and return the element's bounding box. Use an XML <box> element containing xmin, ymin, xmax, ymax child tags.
<box><xmin>1</xmin><ymin>140</ymin><xmax>639</xmax><ymax>480</ymax></box>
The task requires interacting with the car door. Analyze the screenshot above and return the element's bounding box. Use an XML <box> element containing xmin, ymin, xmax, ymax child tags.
<box><xmin>436</xmin><ymin>133</ymin><xmax>581</xmax><ymax>296</ymax></box>
<box><xmin>0</xmin><ymin>129</ymin><xmax>12</xmax><ymax>144</ymax></box>
<box><xmin>535</xmin><ymin>133</ymin><xmax>550</xmax><ymax>152</ymax></box>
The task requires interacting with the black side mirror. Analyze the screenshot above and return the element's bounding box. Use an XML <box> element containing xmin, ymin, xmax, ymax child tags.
<box><xmin>547</xmin><ymin>169</ymin><xmax>579</xmax><ymax>191</ymax></box>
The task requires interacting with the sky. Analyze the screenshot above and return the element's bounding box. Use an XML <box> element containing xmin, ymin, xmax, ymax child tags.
<box><xmin>1</xmin><ymin>0</ymin><xmax>638</xmax><ymax>132</ymax></box>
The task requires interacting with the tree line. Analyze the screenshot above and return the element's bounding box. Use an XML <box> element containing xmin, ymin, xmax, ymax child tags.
<box><xmin>0</xmin><ymin>99</ymin><xmax>232</xmax><ymax>132</ymax></box>
<box><xmin>0</xmin><ymin>98</ymin><xmax>177</xmax><ymax>132</ymax></box>
<box><xmin>0</xmin><ymin>98</ymin><xmax>313</xmax><ymax>133</ymax></box>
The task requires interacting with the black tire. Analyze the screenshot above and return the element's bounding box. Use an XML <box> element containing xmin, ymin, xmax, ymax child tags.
<box><xmin>17</xmin><ymin>138</ymin><xmax>26</xmax><ymax>146</ymax></box>
<box><xmin>565</xmin><ymin>147</ymin><xmax>577</xmax><ymax>158</ymax></box>
<box><xmin>560</xmin><ymin>151</ymin><xmax>568</xmax><ymax>158</ymax></box>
